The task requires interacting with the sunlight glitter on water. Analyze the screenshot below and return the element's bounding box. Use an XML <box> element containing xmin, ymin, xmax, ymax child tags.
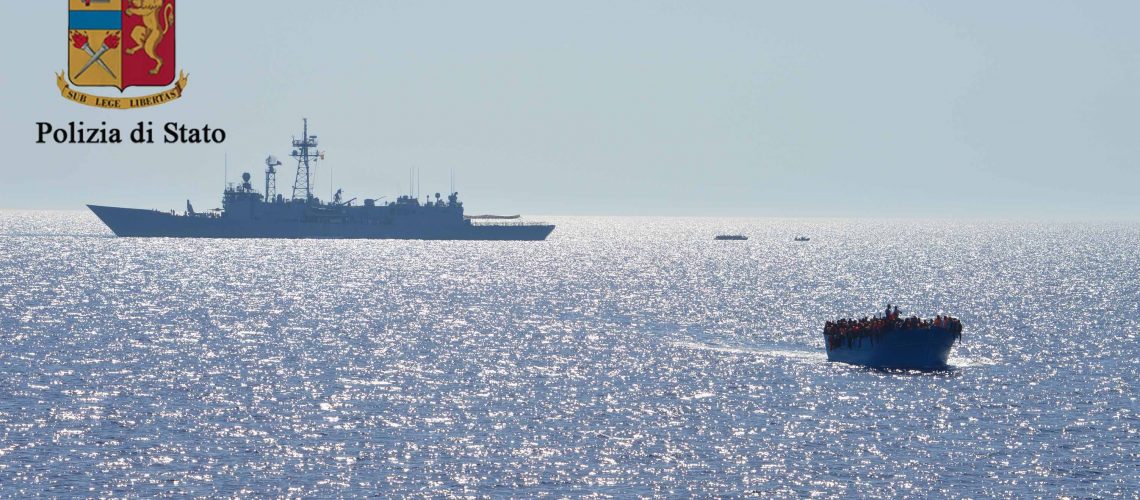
<box><xmin>0</xmin><ymin>212</ymin><xmax>1137</xmax><ymax>496</ymax></box>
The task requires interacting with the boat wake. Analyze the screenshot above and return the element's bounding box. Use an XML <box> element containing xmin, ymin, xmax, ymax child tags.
<box><xmin>947</xmin><ymin>355</ymin><xmax>999</xmax><ymax>368</ymax></box>
<box><xmin>672</xmin><ymin>340</ymin><xmax>827</xmax><ymax>362</ymax></box>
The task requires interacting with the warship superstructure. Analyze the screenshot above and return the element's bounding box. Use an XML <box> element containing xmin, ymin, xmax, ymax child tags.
<box><xmin>88</xmin><ymin>120</ymin><xmax>555</xmax><ymax>240</ymax></box>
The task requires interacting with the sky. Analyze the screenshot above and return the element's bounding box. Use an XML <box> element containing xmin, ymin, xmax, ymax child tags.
<box><xmin>1</xmin><ymin>1</ymin><xmax>1138</xmax><ymax>217</ymax></box>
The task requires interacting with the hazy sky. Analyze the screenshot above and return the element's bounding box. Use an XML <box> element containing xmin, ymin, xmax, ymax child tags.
<box><xmin>2</xmin><ymin>1</ymin><xmax>1137</xmax><ymax>216</ymax></box>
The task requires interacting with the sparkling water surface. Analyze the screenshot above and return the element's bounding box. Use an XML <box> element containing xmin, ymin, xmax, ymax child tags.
<box><xmin>0</xmin><ymin>211</ymin><xmax>1137</xmax><ymax>496</ymax></box>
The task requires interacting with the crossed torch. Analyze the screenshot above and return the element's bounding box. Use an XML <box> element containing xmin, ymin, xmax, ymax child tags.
<box><xmin>71</xmin><ymin>32</ymin><xmax>120</xmax><ymax>79</ymax></box>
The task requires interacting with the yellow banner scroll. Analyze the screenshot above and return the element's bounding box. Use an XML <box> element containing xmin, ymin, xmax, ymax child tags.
<box><xmin>56</xmin><ymin>71</ymin><xmax>188</xmax><ymax>109</ymax></box>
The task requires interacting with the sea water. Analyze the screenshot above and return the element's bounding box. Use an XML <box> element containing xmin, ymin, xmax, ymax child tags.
<box><xmin>0</xmin><ymin>212</ymin><xmax>1136</xmax><ymax>496</ymax></box>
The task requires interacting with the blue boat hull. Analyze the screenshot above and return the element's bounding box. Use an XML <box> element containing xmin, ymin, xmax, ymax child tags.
<box><xmin>824</xmin><ymin>327</ymin><xmax>958</xmax><ymax>370</ymax></box>
<box><xmin>88</xmin><ymin>205</ymin><xmax>555</xmax><ymax>240</ymax></box>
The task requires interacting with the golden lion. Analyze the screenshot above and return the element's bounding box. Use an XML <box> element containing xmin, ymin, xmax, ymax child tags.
<box><xmin>125</xmin><ymin>0</ymin><xmax>174</xmax><ymax>75</ymax></box>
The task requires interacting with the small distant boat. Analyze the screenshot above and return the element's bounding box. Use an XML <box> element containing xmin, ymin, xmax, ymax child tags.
<box><xmin>794</xmin><ymin>236</ymin><xmax>810</xmax><ymax>241</ymax></box>
<box><xmin>715</xmin><ymin>235</ymin><xmax>748</xmax><ymax>241</ymax></box>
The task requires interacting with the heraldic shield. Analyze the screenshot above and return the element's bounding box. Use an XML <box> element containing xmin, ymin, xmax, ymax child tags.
<box><xmin>68</xmin><ymin>0</ymin><xmax>175</xmax><ymax>91</ymax></box>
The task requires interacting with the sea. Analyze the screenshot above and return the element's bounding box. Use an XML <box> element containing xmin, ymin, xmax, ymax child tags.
<box><xmin>0</xmin><ymin>211</ymin><xmax>1137</xmax><ymax>497</ymax></box>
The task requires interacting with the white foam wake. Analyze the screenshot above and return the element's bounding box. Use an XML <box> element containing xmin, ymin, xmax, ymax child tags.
<box><xmin>672</xmin><ymin>340</ymin><xmax>828</xmax><ymax>362</ymax></box>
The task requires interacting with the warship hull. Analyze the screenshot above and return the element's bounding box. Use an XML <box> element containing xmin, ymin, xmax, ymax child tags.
<box><xmin>88</xmin><ymin>205</ymin><xmax>555</xmax><ymax>240</ymax></box>
<box><xmin>824</xmin><ymin>327</ymin><xmax>957</xmax><ymax>370</ymax></box>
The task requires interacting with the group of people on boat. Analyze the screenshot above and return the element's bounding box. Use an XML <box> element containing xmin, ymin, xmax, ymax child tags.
<box><xmin>823</xmin><ymin>304</ymin><xmax>962</xmax><ymax>345</ymax></box>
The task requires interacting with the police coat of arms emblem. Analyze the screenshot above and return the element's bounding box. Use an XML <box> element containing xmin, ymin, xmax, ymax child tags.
<box><xmin>57</xmin><ymin>0</ymin><xmax>188</xmax><ymax>109</ymax></box>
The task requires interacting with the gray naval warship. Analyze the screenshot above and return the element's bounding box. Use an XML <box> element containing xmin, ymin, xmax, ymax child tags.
<box><xmin>88</xmin><ymin>120</ymin><xmax>555</xmax><ymax>240</ymax></box>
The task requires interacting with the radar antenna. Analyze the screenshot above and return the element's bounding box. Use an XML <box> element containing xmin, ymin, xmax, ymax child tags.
<box><xmin>290</xmin><ymin>118</ymin><xmax>321</xmax><ymax>202</ymax></box>
<box><xmin>264</xmin><ymin>155</ymin><xmax>281</xmax><ymax>202</ymax></box>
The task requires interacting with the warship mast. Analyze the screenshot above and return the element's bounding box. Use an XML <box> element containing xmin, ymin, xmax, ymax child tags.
<box><xmin>264</xmin><ymin>156</ymin><xmax>281</xmax><ymax>202</ymax></box>
<box><xmin>290</xmin><ymin>118</ymin><xmax>321</xmax><ymax>201</ymax></box>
